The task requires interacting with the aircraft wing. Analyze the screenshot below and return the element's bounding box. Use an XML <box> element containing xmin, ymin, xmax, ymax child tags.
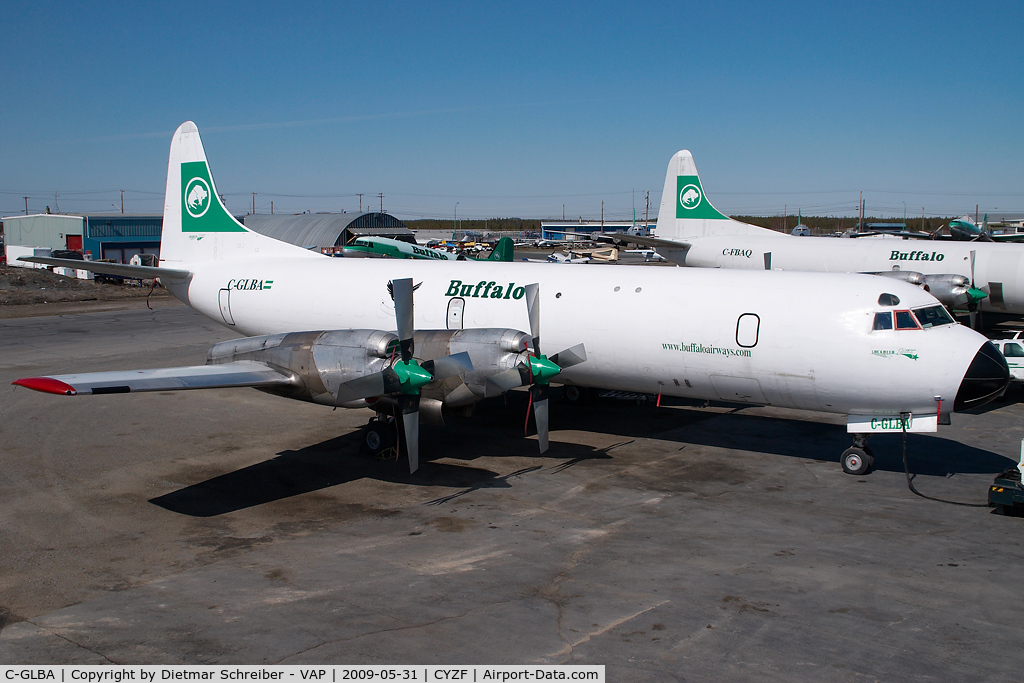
<box><xmin>12</xmin><ymin>361</ymin><xmax>296</xmax><ymax>395</ymax></box>
<box><xmin>989</xmin><ymin>234</ymin><xmax>1024</xmax><ymax>242</ymax></box>
<box><xmin>17</xmin><ymin>256</ymin><xmax>191</xmax><ymax>281</ymax></box>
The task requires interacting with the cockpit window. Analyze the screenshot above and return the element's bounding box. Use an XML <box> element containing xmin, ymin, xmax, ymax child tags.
<box><xmin>878</xmin><ymin>293</ymin><xmax>900</xmax><ymax>306</ymax></box>
<box><xmin>895</xmin><ymin>310</ymin><xmax>921</xmax><ymax>330</ymax></box>
<box><xmin>1004</xmin><ymin>343</ymin><xmax>1024</xmax><ymax>358</ymax></box>
<box><xmin>873</xmin><ymin>312</ymin><xmax>893</xmax><ymax>330</ymax></box>
<box><xmin>913</xmin><ymin>305</ymin><xmax>955</xmax><ymax>328</ymax></box>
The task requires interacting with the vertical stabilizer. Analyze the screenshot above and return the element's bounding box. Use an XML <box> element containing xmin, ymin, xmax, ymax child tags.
<box><xmin>656</xmin><ymin>151</ymin><xmax>780</xmax><ymax>240</ymax></box>
<box><xmin>160</xmin><ymin>122</ymin><xmax>320</xmax><ymax>268</ymax></box>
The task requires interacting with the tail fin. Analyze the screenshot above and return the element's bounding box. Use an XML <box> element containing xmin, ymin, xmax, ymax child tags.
<box><xmin>160</xmin><ymin>122</ymin><xmax>320</xmax><ymax>268</ymax></box>
<box><xmin>656</xmin><ymin>151</ymin><xmax>779</xmax><ymax>240</ymax></box>
<box><xmin>487</xmin><ymin>236</ymin><xmax>515</xmax><ymax>262</ymax></box>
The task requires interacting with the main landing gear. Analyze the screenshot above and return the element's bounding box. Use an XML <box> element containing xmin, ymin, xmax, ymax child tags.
<box><xmin>362</xmin><ymin>415</ymin><xmax>397</xmax><ymax>456</ymax></box>
<box><xmin>841</xmin><ymin>434</ymin><xmax>874</xmax><ymax>475</ymax></box>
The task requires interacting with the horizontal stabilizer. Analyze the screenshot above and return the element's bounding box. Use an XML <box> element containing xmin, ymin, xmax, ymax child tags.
<box><xmin>13</xmin><ymin>361</ymin><xmax>294</xmax><ymax>395</ymax></box>
<box><xmin>18</xmin><ymin>257</ymin><xmax>190</xmax><ymax>281</ymax></box>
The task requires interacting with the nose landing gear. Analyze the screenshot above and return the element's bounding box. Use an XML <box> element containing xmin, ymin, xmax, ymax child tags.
<box><xmin>842</xmin><ymin>434</ymin><xmax>874</xmax><ymax>475</ymax></box>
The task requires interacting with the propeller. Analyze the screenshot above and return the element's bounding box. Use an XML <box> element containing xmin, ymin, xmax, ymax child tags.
<box><xmin>966</xmin><ymin>249</ymin><xmax>987</xmax><ymax>330</ymax></box>
<box><xmin>483</xmin><ymin>283</ymin><xmax>587</xmax><ymax>453</ymax></box>
<box><xmin>334</xmin><ymin>277</ymin><xmax>472</xmax><ymax>473</ymax></box>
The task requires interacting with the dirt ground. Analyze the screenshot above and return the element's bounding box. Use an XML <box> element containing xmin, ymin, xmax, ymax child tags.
<box><xmin>0</xmin><ymin>264</ymin><xmax>171</xmax><ymax>314</ymax></box>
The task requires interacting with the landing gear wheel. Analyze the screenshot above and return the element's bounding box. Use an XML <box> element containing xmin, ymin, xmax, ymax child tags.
<box><xmin>363</xmin><ymin>419</ymin><xmax>395</xmax><ymax>456</ymax></box>
<box><xmin>842</xmin><ymin>447</ymin><xmax>871</xmax><ymax>475</ymax></box>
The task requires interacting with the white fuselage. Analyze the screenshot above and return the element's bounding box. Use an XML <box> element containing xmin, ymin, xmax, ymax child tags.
<box><xmin>677</xmin><ymin>233</ymin><xmax>1024</xmax><ymax>314</ymax></box>
<box><xmin>165</xmin><ymin>255</ymin><xmax>986</xmax><ymax>418</ymax></box>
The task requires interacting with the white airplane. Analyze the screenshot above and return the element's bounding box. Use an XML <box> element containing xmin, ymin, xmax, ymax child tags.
<box><xmin>625</xmin><ymin>248</ymin><xmax>667</xmax><ymax>262</ymax></box>
<box><xmin>599</xmin><ymin>151</ymin><xmax>1024</xmax><ymax>317</ymax></box>
<box><xmin>14</xmin><ymin>122</ymin><xmax>1009</xmax><ymax>477</ymax></box>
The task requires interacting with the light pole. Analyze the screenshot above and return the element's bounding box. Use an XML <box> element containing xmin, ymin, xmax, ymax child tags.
<box><xmin>903</xmin><ymin>201</ymin><xmax>907</xmax><ymax>227</ymax></box>
<box><xmin>453</xmin><ymin>202</ymin><xmax>459</xmax><ymax>240</ymax></box>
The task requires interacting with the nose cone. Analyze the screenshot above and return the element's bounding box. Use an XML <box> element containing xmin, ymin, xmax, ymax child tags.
<box><xmin>954</xmin><ymin>341</ymin><xmax>1010</xmax><ymax>411</ymax></box>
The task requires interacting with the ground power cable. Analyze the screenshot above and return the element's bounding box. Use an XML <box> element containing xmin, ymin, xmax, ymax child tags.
<box><xmin>900</xmin><ymin>414</ymin><xmax>989</xmax><ymax>507</ymax></box>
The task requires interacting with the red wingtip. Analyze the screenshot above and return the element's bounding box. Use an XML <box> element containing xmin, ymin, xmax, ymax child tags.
<box><xmin>12</xmin><ymin>377</ymin><xmax>77</xmax><ymax>395</ymax></box>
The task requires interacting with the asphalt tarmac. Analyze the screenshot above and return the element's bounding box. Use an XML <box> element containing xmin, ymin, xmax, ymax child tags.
<box><xmin>1</xmin><ymin>301</ymin><xmax>1023</xmax><ymax>680</ymax></box>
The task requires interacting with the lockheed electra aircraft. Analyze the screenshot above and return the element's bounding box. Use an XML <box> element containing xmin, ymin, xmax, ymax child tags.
<box><xmin>15</xmin><ymin>122</ymin><xmax>1009</xmax><ymax>477</ymax></box>
<box><xmin>603</xmin><ymin>151</ymin><xmax>1024</xmax><ymax>318</ymax></box>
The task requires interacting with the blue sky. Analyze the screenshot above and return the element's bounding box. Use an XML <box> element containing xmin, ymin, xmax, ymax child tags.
<box><xmin>1</xmin><ymin>1</ymin><xmax>1021</xmax><ymax>221</ymax></box>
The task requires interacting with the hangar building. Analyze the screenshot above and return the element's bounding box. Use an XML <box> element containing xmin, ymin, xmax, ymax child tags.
<box><xmin>243</xmin><ymin>212</ymin><xmax>414</xmax><ymax>253</ymax></box>
<box><xmin>2</xmin><ymin>211</ymin><xmax>414</xmax><ymax>263</ymax></box>
<box><xmin>2</xmin><ymin>213</ymin><xmax>161</xmax><ymax>262</ymax></box>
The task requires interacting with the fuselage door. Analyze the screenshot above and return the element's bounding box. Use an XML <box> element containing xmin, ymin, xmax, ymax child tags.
<box><xmin>447</xmin><ymin>297</ymin><xmax>465</xmax><ymax>330</ymax></box>
<box><xmin>219</xmin><ymin>288</ymin><xmax>235</xmax><ymax>325</ymax></box>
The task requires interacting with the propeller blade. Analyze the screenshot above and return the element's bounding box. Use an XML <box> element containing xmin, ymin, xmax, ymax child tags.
<box><xmin>485</xmin><ymin>365</ymin><xmax>530</xmax><ymax>397</ymax></box>
<box><xmin>970</xmin><ymin>250</ymin><xmax>976</xmax><ymax>285</ymax></box>
<box><xmin>335</xmin><ymin>369</ymin><xmax>401</xmax><ymax>405</ymax></box>
<box><xmin>549</xmin><ymin>343</ymin><xmax>587</xmax><ymax>369</ymax></box>
<box><xmin>401</xmin><ymin>395</ymin><xmax>420</xmax><ymax>473</ymax></box>
<box><xmin>525</xmin><ymin>283</ymin><xmax>541</xmax><ymax>356</ymax></box>
<box><xmin>531</xmin><ymin>384</ymin><xmax>550</xmax><ymax>453</ymax></box>
<box><xmin>421</xmin><ymin>351</ymin><xmax>473</xmax><ymax>380</ymax></box>
<box><xmin>392</xmin><ymin>278</ymin><xmax>415</xmax><ymax>362</ymax></box>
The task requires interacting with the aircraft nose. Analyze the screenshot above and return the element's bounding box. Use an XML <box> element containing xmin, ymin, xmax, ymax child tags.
<box><xmin>954</xmin><ymin>341</ymin><xmax>1010</xmax><ymax>411</ymax></box>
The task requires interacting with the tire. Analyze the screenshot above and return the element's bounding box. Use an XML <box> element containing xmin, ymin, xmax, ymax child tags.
<box><xmin>363</xmin><ymin>422</ymin><xmax>393</xmax><ymax>455</ymax></box>
<box><xmin>842</xmin><ymin>447</ymin><xmax>871</xmax><ymax>475</ymax></box>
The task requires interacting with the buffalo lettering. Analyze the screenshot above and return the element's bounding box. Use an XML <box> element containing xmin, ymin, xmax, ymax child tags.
<box><xmin>445</xmin><ymin>280</ymin><xmax>524</xmax><ymax>300</ymax></box>
<box><xmin>889</xmin><ymin>250</ymin><xmax>945</xmax><ymax>262</ymax></box>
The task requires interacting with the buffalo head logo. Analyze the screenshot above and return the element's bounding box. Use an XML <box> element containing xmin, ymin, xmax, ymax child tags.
<box><xmin>679</xmin><ymin>184</ymin><xmax>702</xmax><ymax>210</ymax></box>
<box><xmin>184</xmin><ymin>177</ymin><xmax>211</xmax><ymax>218</ymax></box>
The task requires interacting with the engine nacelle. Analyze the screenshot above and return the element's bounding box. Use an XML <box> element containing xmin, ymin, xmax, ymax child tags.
<box><xmin>205</xmin><ymin>327</ymin><xmax>532</xmax><ymax>410</ymax></box>
<box><xmin>413</xmin><ymin>328</ymin><xmax>532</xmax><ymax>407</ymax></box>
<box><xmin>921</xmin><ymin>273</ymin><xmax>973</xmax><ymax>309</ymax></box>
<box><xmin>866</xmin><ymin>270</ymin><xmax>926</xmax><ymax>286</ymax></box>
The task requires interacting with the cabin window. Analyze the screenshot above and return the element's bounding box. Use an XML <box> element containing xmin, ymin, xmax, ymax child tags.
<box><xmin>913</xmin><ymin>305</ymin><xmax>955</xmax><ymax>328</ymax></box>
<box><xmin>873</xmin><ymin>312</ymin><xmax>893</xmax><ymax>330</ymax></box>
<box><xmin>878</xmin><ymin>293</ymin><xmax>900</xmax><ymax>306</ymax></box>
<box><xmin>736</xmin><ymin>313</ymin><xmax>760</xmax><ymax>348</ymax></box>
<box><xmin>894</xmin><ymin>310</ymin><xmax>920</xmax><ymax>330</ymax></box>
<box><xmin>1004</xmin><ymin>343</ymin><xmax>1024</xmax><ymax>358</ymax></box>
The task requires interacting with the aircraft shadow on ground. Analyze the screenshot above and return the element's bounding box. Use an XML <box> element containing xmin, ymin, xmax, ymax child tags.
<box><xmin>149</xmin><ymin>420</ymin><xmax>615</xmax><ymax>517</ymax></box>
<box><xmin>151</xmin><ymin>394</ymin><xmax>1013</xmax><ymax>516</ymax></box>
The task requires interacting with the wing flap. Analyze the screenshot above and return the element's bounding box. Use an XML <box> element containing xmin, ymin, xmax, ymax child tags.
<box><xmin>17</xmin><ymin>257</ymin><xmax>191</xmax><ymax>281</ymax></box>
<box><xmin>13</xmin><ymin>361</ymin><xmax>295</xmax><ymax>395</ymax></box>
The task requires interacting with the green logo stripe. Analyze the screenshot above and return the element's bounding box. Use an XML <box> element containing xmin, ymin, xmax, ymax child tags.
<box><xmin>676</xmin><ymin>176</ymin><xmax>727</xmax><ymax>220</ymax></box>
<box><xmin>181</xmin><ymin>161</ymin><xmax>246</xmax><ymax>233</ymax></box>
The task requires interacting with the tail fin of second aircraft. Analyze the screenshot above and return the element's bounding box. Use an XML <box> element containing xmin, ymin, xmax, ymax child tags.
<box><xmin>487</xmin><ymin>236</ymin><xmax>515</xmax><ymax>262</ymax></box>
<box><xmin>656</xmin><ymin>151</ymin><xmax>778</xmax><ymax>241</ymax></box>
<box><xmin>160</xmin><ymin>122</ymin><xmax>320</xmax><ymax>269</ymax></box>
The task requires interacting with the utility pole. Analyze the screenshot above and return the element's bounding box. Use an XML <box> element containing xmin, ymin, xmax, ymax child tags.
<box><xmin>562</xmin><ymin>204</ymin><xmax>565</xmax><ymax>221</ymax></box>
<box><xmin>601</xmin><ymin>200</ymin><xmax>604</xmax><ymax>233</ymax></box>
<box><xmin>784</xmin><ymin>204</ymin><xmax>787</xmax><ymax>232</ymax></box>
<box><xmin>358</xmin><ymin>193</ymin><xmax>363</xmax><ymax>213</ymax></box>
<box><xmin>252</xmin><ymin>192</ymin><xmax>256</xmax><ymax>215</ymax></box>
<box><xmin>24</xmin><ymin>196</ymin><xmax>28</xmax><ymax>215</ymax></box>
<box><xmin>120</xmin><ymin>189</ymin><xmax>124</xmax><ymax>214</ymax></box>
<box><xmin>271</xmin><ymin>201</ymin><xmax>274</xmax><ymax>215</ymax></box>
<box><xmin>379</xmin><ymin>193</ymin><xmax>384</xmax><ymax>213</ymax></box>
<box><xmin>922</xmin><ymin>207</ymin><xmax>925</xmax><ymax>232</ymax></box>
<box><xmin>858</xmin><ymin>191</ymin><xmax>864</xmax><ymax>232</ymax></box>
<box><xmin>645</xmin><ymin>191</ymin><xmax>650</xmax><ymax>231</ymax></box>
<box><xmin>976</xmin><ymin>204</ymin><xmax>979</xmax><ymax>224</ymax></box>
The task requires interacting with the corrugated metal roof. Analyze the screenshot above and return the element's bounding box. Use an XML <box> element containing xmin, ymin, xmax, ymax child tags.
<box><xmin>243</xmin><ymin>213</ymin><xmax>412</xmax><ymax>248</ymax></box>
